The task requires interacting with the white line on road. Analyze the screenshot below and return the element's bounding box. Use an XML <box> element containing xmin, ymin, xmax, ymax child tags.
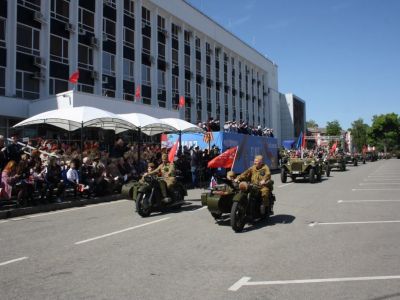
<box><xmin>189</xmin><ymin>206</ymin><xmax>207</xmax><ymax>213</ymax></box>
<box><xmin>309</xmin><ymin>220</ymin><xmax>400</xmax><ymax>226</ymax></box>
<box><xmin>338</xmin><ymin>199</ymin><xmax>400</xmax><ymax>203</ymax></box>
<box><xmin>352</xmin><ymin>188</ymin><xmax>400</xmax><ymax>191</ymax></box>
<box><xmin>75</xmin><ymin>217</ymin><xmax>170</xmax><ymax>245</ymax></box>
<box><xmin>368</xmin><ymin>176</ymin><xmax>400</xmax><ymax>178</ymax></box>
<box><xmin>0</xmin><ymin>257</ymin><xmax>28</xmax><ymax>266</ymax></box>
<box><xmin>2</xmin><ymin>200</ymin><xmax>130</xmax><ymax>223</ymax></box>
<box><xmin>228</xmin><ymin>275</ymin><xmax>400</xmax><ymax>291</ymax></box>
<box><xmin>278</xmin><ymin>183</ymin><xmax>293</xmax><ymax>188</ymax></box>
<box><xmin>359</xmin><ymin>183</ymin><xmax>400</xmax><ymax>186</ymax></box>
<box><xmin>364</xmin><ymin>179</ymin><xmax>400</xmax><ymax>181</ymax></box>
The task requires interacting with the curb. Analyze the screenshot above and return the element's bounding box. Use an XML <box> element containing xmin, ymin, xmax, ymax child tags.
<box><xmin>0</xmin><ymin>194</ymin><xmax>125</xmax><ymax>220</ymax></box>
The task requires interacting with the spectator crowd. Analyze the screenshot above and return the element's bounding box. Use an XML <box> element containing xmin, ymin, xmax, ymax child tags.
<box><xmin>197</xmin><ymin>118</ymin><xmax>274</xmax><ymax>137</ymax></box>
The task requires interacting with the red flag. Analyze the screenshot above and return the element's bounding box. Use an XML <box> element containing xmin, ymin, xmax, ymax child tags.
<box><xmin>178</xmin><ymin>95</ymin><xmax>185</xmax><ymax>108</ymax></box>
<box><xmin>69</xmin><ymin>70</ymin><xmax>79</xmax><ymax>84</ymax></box>
<box><xmin>302</xmin><ymin>133</ymin><xmax>306</xmax><ymax>149</ymax></box>
<box><xmin>135</xmin><ymin>85</ymin><xmax>141</xmax><ymax>101</ymax></box>
<box><xmin>168</xmin><ymin>139</ymin><xmax>179</xmax><ymax>163</ymax></box>
<box><xmin>330</xmin><ymin>142</ymin><xmax>337</xmax><ymax>154</ymax></box>
<box><xmin>208</xmin><ymin>146</ymin><xmax>238</xmax><ymax>169</ymax></box>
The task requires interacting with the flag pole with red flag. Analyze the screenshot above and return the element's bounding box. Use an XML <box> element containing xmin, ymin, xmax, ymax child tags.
<box><xmin>135</xmin><ymin>85</ymin><xmax>141</xmax><ymax>102</ymax></box>
<box><xmin>207</xmin><ymin>146</ymin><xmax>238</xmax><ymax>169</ymax></box>
<box><xmin>178</xmin><ymin>95</ymin><xmax>185</xmax><ymax>109</ymax></box>
<box><xmin>69</xmin><ymin>70</ymin><xmax>79</xmax><ymax>91</ymax></box>
<box><xmin>168</xmin><ymin>139</ymin><xmax>179</xmax><ymax>163</ymax></box>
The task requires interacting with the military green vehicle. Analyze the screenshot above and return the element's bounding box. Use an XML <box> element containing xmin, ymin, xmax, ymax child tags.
<box><xmin>325</xmin><ymin>154</ymin><xmax>346</xmax><ymax>171</ymax></box>
<box><xmin>281</xmin><ymin>157</ymin><xmax>325</xmax><ymax>183</ymax></box>
<box><xmin>344</xmin><ymin>153</ymin><xmax>358</xmax><ymax>166</ymax></box>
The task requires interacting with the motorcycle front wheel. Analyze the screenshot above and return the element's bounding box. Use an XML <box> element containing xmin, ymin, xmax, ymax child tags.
<box><xmin>230</xmin><ymin>202</ymin><xmax>246</xmax><ymax>233</ymax></box>
<box><xmin>136</xmin><ymin>192</ymin><xmax>152</xmax><ymax>217</ymax></box>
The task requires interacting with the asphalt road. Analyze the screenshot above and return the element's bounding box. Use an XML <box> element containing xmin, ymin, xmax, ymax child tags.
<box><xmin>1</xmin><ymin>159</ymin><xmax>399</xmax><ymax>300</ymax></box>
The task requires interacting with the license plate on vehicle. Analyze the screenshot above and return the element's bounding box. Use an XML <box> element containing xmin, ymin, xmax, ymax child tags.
<box><xmin>292</xmin><ymin>171</ymin><xmax>300</xmax><ymax>174</ymax></box>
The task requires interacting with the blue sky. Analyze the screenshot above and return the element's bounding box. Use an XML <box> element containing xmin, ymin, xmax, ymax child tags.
<box><xmin>186</xmin><ymin>0</ymin><xmax>400</xmax><ymax>130</ymax></box>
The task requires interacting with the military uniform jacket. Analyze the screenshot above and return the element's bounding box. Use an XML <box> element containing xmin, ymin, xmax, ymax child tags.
<box><xmin>236</xmin><ymin>164</ymin><xmax>271</xmax><ymax>185</ymax></box>
<box><xmin>148</xmin><ymin>162</ymin><xmax>176</xmax><ymax>185</ymax></box>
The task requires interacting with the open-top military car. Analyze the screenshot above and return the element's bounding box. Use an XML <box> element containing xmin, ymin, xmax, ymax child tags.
<box><xmin>281</xmin><ymin>157</ymin><xmax>325</xmax><ymax>183</ymax></box>
<box><xmin>344</xmin><ymin>153</ymin><xmax>358</xmax><ymax>166</ymax></box>
<box><xmin>326</xmin><ymin>154</ymin><xmax>346</xmax><ymax>171</ymax></box>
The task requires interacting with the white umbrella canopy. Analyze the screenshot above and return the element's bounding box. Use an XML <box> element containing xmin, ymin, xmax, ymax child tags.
<box><xmin>117</xmin><ymin>113</ymin><xmax>175</xmax><ymax>136</ymax></box>
<box><xmin>161</xmin><ymin>118</ymin><xmax>204</xmax><ymax>133</ymax></box>
<box><xmin>13</xmin><ymin>106</ymin><xmax>135</xmax><ymax>132</ymax></box>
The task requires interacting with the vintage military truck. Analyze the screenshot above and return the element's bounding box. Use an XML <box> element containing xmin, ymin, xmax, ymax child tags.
<box><xmin>281</xmin><ymin>157</ymin><xmax>325</xmax><ymax>183</ymax></box>
<box><xmin>344</xmin><ymin>153</ymin><xmax>358</xmax><ymax>166</ymax></box>
<box><xmin>325</xmin><ymin>154</ymin><xmax>346</xmax><ymax>171</ymax></box>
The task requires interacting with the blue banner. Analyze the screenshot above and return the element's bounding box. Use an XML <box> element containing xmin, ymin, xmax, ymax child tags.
<box><xmin>162</xmin><ymin>132</ymin><xmax>278</xmax><ymax>171</ymax></box>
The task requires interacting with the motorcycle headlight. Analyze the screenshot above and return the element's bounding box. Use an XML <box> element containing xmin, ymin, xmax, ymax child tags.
<box><xmin>239</xmin><ymin>182</ymin><xmax>248</xmax><ymax>191</ymax></box>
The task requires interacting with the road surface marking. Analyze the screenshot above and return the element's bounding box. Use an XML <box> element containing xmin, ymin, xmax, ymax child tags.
<box><xmin>190</xmin><ymin>206</ymin><xmax>207</xmax><ymax>213</ymax></box>
<box><xmin>352</xmin><ymin>188</ymin><xmax>400</xmax><ymax>191</ymax></box>
<box><xmin>359</xmin><ymin>183</ymin><xmax>400</xmax><ymax>186</ymax></box>
<box><xmin>0</xmin><ymin>220</ymin><xmax>8</xmax><ymax>224</ymax></box>
<box><xmin>309</xmin><ymin>220</ymin><xmax>400</xmax><ymax>227</ymax></box>
<box><xmin>368</xmin><ymin>175</ymin><xmax>400</xmax><ymax>178</ymax></box>
<box><xmin>5</xmin><ymin>200</ymin><xmax>129</xmax><ymax>222</ymax></box>
<box><xmin>338</xmin><ymin>199</ymin><xmax>400</xmax><ymax>203</ymax></box>
<box><xmin>278</xmin><ymin>183</ymin><xmax>293</xmax><ymax>188</ymax></box>
<box><xmin>75</xmin><ymin>217</ymin><xmax>170</xmax><ymax>245</ymax></box>
<box><xmin>228</xmin><ymin>275</ymin><xmax>400</xmax><ymax>291</ymax></box>
<box><xmin>0</xmin><ymin>257</ymin><xmax>28</xmax><ymax>266</ymax></box>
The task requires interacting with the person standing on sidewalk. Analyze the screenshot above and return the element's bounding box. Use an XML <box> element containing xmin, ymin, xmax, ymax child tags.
<box><xmin>190</xmin><ymin>146</ymin><xmax>201</xmax><ymax>188</ymax></box>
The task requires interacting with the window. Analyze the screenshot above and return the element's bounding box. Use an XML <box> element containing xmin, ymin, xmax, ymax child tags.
<box><xmin>102</xmin><ymin>88</ymin><xmax>115</xmax><ymax>98</ymax></box>
<box><xmin>16</xmin><ymin>70</ymin><xmax>40</xmax><ymax>100</ymax></box>
<box><xmin>216</xmin><ymin>92</ymin><xmax>220</xmax><ymax>116</ymax></box>
<box><xmin>158</xmin><ymin>70</ymin><xmax>165</xmax><ymax>89</ymax></box>
<box><xmin>124</xmin><ymin>0</ymin><xmax>134</xmax><ymax>16</ymax></box>
<box><xmin>158</xmin><ymin>43</ymin><xmax>165</xmax><ymax>59</ymax></box>
<box><xmin>49</xmin><ymin>78</ymin><xmax>68</xmax><ymax>95</ymax></box>
<box><xmin>77</xmin><ymin>83</ymin><xmax>94</xmax><ymax>94</ymax></box>
<box><xmin>0</xmin><ymin>18</ymin><xmax>5</xmax><ymax>48</ymax></box>
<box><xmin>79</xmin><ymin>7</ymin><xmax>95</xmax><ymax>32</ymax></box>
<box><xmin>172</xmin><ymin>75</ymin><xmax>178</xmax><ymax>94</ymax></box>
<box><xmin>0</xmin><ymin>67</ymin><xmax>5</xmax><ymax>96</ymax></box>
<box><xmin>196</xmin><ymin>83</ymin><xmax>201</xmax><ymax>100</ymax></box>
<box><xmin>103</xmin><ymin>18</ymin><xmax>116</xmax><ymax>40</ymax></box>
<box><xmin>51</xmin><ymin>0</ymin><xmax>69</xmax><ymax>22</ymax></box>
<box><xmin>104</xmin><ymin>0</ymin><xmax>116</xmax><ymax>8</ymax></box>
<box><xmin>142</xmin><ymin>35</ymin><xmax>150</xmax><ymax>54</ymax></box>
<box><xmin>142</xmin><ymin>97</ymin><xmax>151</xmax><ymax>105</ymax></box>
<box><xmin>141</xmin><ymin>64</ymin><xmax>151</xmax><ymax>85</ymax></box>
<box><xmin>171</xmin><ymin>23</ymin><xmax>179</xmax><ymax>39</ymax></box>
<box><xmin>78</xmin><ymin>44</ymin><xmax>93</xmax><ymax>70</ymax></box>
<box><xmin>142</xmin><ymin>7</ymin><xmax>150</xmax><ymax>26</ymax></box>
<box><xmin>172</xmin><ymin>48</ymin><xmax>178</xmax><ymax>65</ymax></box>
<box><xmin>157</xmin><ymin>15</ymin><xmax>165</xmax><ymax>30</ymax></box>
<box><xmin>195</xmin><ymin>37</ymin><xmax>200</xmax><ymax>51</ymax></box>
<box><xmin>50</xmin><ymin>35</ymin><xmax>69</xmax><ymax>64</ymax></box>
<box><xmin>184</xmin><ymin>30</ymin><xmax>191</xmax><ymax>45</ymax></box>
<box><xmin>102</xmin><ymin>52</ymin><xmax>115</xmax><ymax>76</ymax></box>
<box><xmin>16</xmin><ymin>24</ymin><xmax>40</xmax><ymax>56</ymax></box>
<box><xmin>184</xmin><ymin>54</ymin><xmax>190</xmax><ymax>70</ymax></box>
<box><xmin>185</xmin><ymin>79</ymin><xmax>190</xmax><ymax>97</ymax></box>
<box><xmin>123</xmin><ymin>59</ymin><xmax>134</xmax><ymax>81</ymax></box>
<box><xmin>124</xmin><ymin>27</ymin><xmax>134</xmax><ymax>48</ymax></box>
<box><xmin>196</xmin><ymin>59</ymin><xmax>201</xmax><ymax>75</ymax></box>
<box><xmin>18</xmin><ymin>0</ymin><xmax>40</xmax><ymax>11</ymax></box>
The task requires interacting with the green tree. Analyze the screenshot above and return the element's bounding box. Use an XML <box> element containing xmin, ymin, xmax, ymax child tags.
<box><xmin>306</xmin><ymin>119</ymin><xmax>318</xmax><ymax>129</ymax></box>
<box><xmin>326</xmin><ymin>120</ymin><xmax>342</xmax><ymax>136</ymax></box>
<box><xmin>350</xmin><ymin>118</ymin><xmax>369</xmax><ymax>152</ymax></box>
<box><xmin>368</xmin><ymin>113</ymin><xmax>400</xmax><ymax>152</ymax></box>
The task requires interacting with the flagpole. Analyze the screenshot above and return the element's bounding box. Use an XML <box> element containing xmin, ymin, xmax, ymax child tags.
<box><xmin>231</xmin><ymin>146</ymin><xmax>239</xmax><ymax>171</ymax></box>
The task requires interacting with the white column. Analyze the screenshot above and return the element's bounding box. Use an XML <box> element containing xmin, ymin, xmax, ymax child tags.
<box><xmin>134</xmin><ymin>0</ymin><xmax>142</xmax><ymax>99</ymax></box>
<box><xmin>165</xmin><ymin>16</ymin><xmax>172</xmax><ymax>109</ymax></box>
<box><xmin>94</xmin><ymin>0</ymin><xmax>103</xmax><ymax>95</ymax></box>
<box><xmin>210</xmin><ymin>41</ymin><xmax>216</xmax><ymax>119</ymax></box>
<box><xmin>226</xmin><ymin>52</ymin><xmax>232</xmax><ymax>121</ymax></box>
<box><xmin>200</xmin><ymin>35</ymin><xmax>206</xmax><ymax>122</ymax></box>
<box><xmin>178</xmin><ymin>23</ymin><xmax>185</xmax><ymax>119</ymax></box>
<box><xmin>69</xmin><ymin>0</ymin><xmax>79</xmax><ymax>91</ymax></box>
<box><xmin>150</xmin><ymin>7</ymin><xmax>158</xmax><ymax>106</ymax></box>
<box><xmin>40</xmin><ymin>0</ymin><xmax>50</xmax><ymax>98</ymax></box>
<box><xmin>190</xmin><ymin>31</ymin><xmax>196</xmax><ymax>122</ymax></box>
<box><xmin>234</xmin><ymin>55</ymin><xmax>240</xmax><ymax>122</ymax></box>
<box><xmin>5</xmin><ymin>0</ymin><xmax>16</xmax><ymax>96</ymax></box>
<box><xmin>115</xmin><ymin>1</ymin><xmax>124</xmax><ymax>99</ymax></box>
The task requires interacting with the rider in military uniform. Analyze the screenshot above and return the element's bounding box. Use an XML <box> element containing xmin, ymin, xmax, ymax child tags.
<box><xmin>235</xmin><ymin>155</ymin><xmax>273</xmax><ymax>214</ymax></box>
<box><xmin>147</xmin><ymin>153</ymin><xmax>176</xmax><ymax>202</ymax></box>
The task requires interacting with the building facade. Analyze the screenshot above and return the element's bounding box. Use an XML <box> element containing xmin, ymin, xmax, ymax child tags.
<box><xmin>0</xmin><ymin>0</ymin><xmax>292</xmax><ymax>144</ymax></box>
<box><xmin>280</xmin><ymin>93</ymin><xmax>306</xmax><ymax>142</ymax></box>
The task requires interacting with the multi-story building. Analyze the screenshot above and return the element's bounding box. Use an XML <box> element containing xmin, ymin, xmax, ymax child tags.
<box><xmin>280</xmin><ymin>93</ymin><xmax>306</xmax><ymax>141</ymax></box>
<box><xmin>0</xmin><ymin>0</ymin><xmax>299</xmax><ymax>145</ymax></box>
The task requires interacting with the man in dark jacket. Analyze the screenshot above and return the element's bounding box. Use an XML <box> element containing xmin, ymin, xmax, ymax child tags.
<box><xmin>190</xmin><ymin>146</ymin><xmax>201</xmax><ymax>188</ymax></box>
